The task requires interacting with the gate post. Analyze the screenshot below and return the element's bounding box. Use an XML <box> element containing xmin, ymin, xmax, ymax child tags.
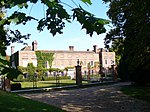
<box><xmin>75</xmin><ymin>59</ymin><xmax>82</xmax><ymax>86</ymax></box>
<box><xmin>111</xmin><ymin>65</ymin><xmax>117</xmax><ymax>82</ymax></box>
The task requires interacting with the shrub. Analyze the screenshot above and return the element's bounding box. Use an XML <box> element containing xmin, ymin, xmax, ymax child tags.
<box><xmin>17</xmin><ymin>74</ymin><xmax>24</xmax><ymax>82</ymax></box>
<box><xmin>129</xmin><ymin>69</ymin><xmax>150</xmax><ymax>85</ymax></box>
<box><xmin>11</xmin><ymin>83</ymin><xmax>21</xmax><ymax>90</ymax></box>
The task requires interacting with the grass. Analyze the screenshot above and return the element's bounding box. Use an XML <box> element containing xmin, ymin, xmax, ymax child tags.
<box><xmin>0</xmin><ymin>90</ymin><xmax>65</xmax><ymax>112</ymax></box>
<box><xmin>121</xmin><ymin>85</ymin><xmax>150</xmax><ymax>103</ymax></box>
<box><xmin>12</xmin><ymin>79</ymin><xmax>88</xmax><ymax>89</ymax></box>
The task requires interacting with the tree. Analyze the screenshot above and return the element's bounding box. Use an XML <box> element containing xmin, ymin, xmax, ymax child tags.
<box><xmin>104</xmin><ymin>0</ymin><xmax>150</xmax><ymax>84</ymax></box>
<box><xmin>0</xmin><ymin>0</ymin><xmax>110</xmax><ymax>80</ymax></box>
<box><xmin>27</xmin><ymin>63</ymin><xmax>36</xmax><ymax>81</ymax></box>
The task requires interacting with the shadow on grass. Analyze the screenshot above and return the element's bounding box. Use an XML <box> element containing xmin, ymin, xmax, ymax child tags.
<box><xmin>121</xmin><ymin>85</ymin><xmax>150</xmax><ymax>103</ymax></box>
<box><xmin>0</xmin><ymin>90</ymin><xmax>65</xmax><ymax>112</ymax></box>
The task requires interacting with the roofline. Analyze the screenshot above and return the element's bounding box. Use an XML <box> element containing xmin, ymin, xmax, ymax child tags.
<box><xmin>37</xmin><ymin>50</ymin><xmax>96</xmax><ymax>53</ymax></box>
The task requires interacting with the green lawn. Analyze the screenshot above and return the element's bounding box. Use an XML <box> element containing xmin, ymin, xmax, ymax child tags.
<box><xmin>0</xmin><ymin>90</ymin><xmax>65</xmax><ymax>112</ymax></box>
<box><xmin>13</xmin><ymin>79</ymin><xmax>88</xmax><ymax>89</ymax></box>
<box><xmin>121</xmin><ymin>85</ymin><xmax>150</xmax><ymax>103</ymax></box>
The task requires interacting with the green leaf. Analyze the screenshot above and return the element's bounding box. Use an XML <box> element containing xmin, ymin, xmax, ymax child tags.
<box><xmin>8</xmin><ymin>12</ymin><xmax>38</xmax><ymax>25</ymax></box>
<box><xmin>73</xmin><ymin>7</ymin><xmax>109</xmax><ymax>36</ymax></box>
<box><xmin>0</xmin><ymin>19</ymin><xmax>7</xmax><ymax>26</ymax></box>
<box><xmin>97</xmin><ymin>19</ymin><xmax>110</xmax><ymax>25</ymax></box>
<box><xmin>37</xmin><ymin>3</ymin><xmax>70</xmax><ymax>36</ymax></box>
<box><xmin>9</xmin><ymin>17</ymin><xmax>19</xmax><ymax>24</ymax></box>
<box><xmin>81</xmin><ymin>0</ymin><xmax>92</xmax><ymax>5</ymax></box>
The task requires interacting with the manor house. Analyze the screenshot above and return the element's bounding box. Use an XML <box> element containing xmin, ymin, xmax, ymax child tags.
<box><xmin>10</xmin><ymin>40</ymin><xmax>115</xmax><ymax>73</ymax></box>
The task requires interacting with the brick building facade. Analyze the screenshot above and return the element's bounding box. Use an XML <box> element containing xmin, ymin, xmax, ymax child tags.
<box><xmin>10</xmin><ymin>41</ymin><xmax>115</xmax><ymax>73</ymax></box>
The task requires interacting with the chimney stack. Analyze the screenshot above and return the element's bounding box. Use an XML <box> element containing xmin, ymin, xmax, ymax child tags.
<box><xmin>93</xmin><ymin>45</ymin><xmax>97</xmax><ymax>53</ymax></box>
<box><xmin>32</xmin><ymin>40</ymin><xmax>38</xmax><ymax>51</ymax></box>
<box><xmin>100</xmin><ymin>48</ymin><xmax>107</xmax><ymax>52</ymax></box>
<box><xmin>69</xmin><ymin>46</ymin><xmax>74</xmax><ymax>51</ymax></box>
<box><xmin>11</xmin><ymin>46</ymin><xmax>15</xmax><ymax>55</ymax></box>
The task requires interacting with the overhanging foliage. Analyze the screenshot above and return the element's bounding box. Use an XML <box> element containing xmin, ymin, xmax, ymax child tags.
<box><xmin>0</xmin><ymin>0</ymin><xmax>110</xmax><ymax>80</ymax></box>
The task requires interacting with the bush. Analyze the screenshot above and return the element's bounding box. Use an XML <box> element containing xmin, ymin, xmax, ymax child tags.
<box><xmin>11</xmin><ymin>83</ymin><xmax>21</xmax><ymax>91</ymax></box>
<box><xmin>17</xmin><ymin>74</ymin><xmax>24</xmax><ymax>82</ymax></box>
<box><xmin>129</xmin><ymin>69</ymin><xmax>150</xmax><ymax>85</ymax></box>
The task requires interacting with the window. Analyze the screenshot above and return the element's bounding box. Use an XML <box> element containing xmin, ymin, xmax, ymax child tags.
<box><xmin>111</xmin><ymin>60</ymin><xmax>114</xmax><ymax>65</ymax></box>
<box><xmin>91</xmin><ymin>61</ymin><xmax>94</xmax><ymax>66</ymax></box>
<box><xmin>105</xmin><ymin>60</ymin><xmax>107</xmax><ymax>64</ymax></box>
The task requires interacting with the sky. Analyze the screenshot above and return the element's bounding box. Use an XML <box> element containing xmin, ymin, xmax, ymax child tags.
<box><xmin>6</xmin><ymin>0</ymin><xmax>110</xmax><ymax>55</ymax></box>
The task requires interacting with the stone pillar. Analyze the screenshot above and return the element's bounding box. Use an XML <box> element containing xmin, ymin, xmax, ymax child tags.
<box><xmin>5</xmin><ymin>78</ymin><xmax>11</xmax><ymax>91</ymax></box>
<box><xmin>88</xmin><ymin>69</ymin><xmax>90</xmax><ymax>82</ymax></box>
<box><xmin>32</xmin><ymin>40</ymin><xmax>38</xmax><ymax>51</ymax></box>
<box><xmin>11</xmin><ymin>46</ymin><xmax>15</xmax><ymax>55</ymax></box>
<box><xmin>111</xmin><ymin>65</ymin><xmax>117</xmax><ymax>82</ymax></box>
<box><xmin>76</xmin><ymin>59</ymin><xmax>82</xmax><ymax>86</ymax></box>
<box><xmin>75</xmin><ymin>65</ymin><xmax>82</xmax><ymax>86</ymax></box>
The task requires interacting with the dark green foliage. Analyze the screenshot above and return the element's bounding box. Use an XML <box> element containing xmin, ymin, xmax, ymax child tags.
<box><xmin>129</xmin><ymin>69</ymin><xmax>150</xmax><ymax>86</ymax></box>
<box><xmin>8</xmin><ymin>11</ymin><xmax>38</xmax><ymax>25</ymax></box>
<box><xmin>27</xmin><ymin>63</ymin><xmax>35</xmax><ymax>76</ymax></box>
<box><xmin>11</xmin><ymin>83</ymin><xmax>21</xmax><ymax>90</ymax></box>
<box><xmin>14</xmin><ymin>65</ymin><xmax>68</xmax><ymax>82</ymax></box>
<box><xmin>37</xmin><ymin>1</ymin><xmax>71</xmax><ymax>36</ymax></box>
<box><xmin>1</xmin><ymin>66</ymin><xmax>22</xmax><ymax>80</ymax></box>
<box><xmin>73</xmin><ymin>6</ymin><xmax>109</xmax><ymax>36</ymax></box>
<box><xmin>26</xmin><ymin>63</ymin><xmax>35</xmax><ymax>81</ymax></box>
<box><xmin>49</xmin><ymin>68</ymin><xmax>63</xmax><ymax>72</ymax></box>
<box><xmin>117</xmin><ymin>58</ymin><xmax>129</xmax><ymax>81</ymax></box>
<box><xmin>17</xmin><ymin>66</ymin><xmax>27</xmax><ymax>73</ymax></box>
<box><xmin>104</xmin><ymin>0</ymin><xmax>150</xmax><ymax>85</ymax></box>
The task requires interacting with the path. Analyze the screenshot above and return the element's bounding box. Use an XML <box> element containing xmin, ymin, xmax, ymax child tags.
<box><xmin>20</xmin><ymin>82</ymin><xmax>150</xmax><ymax>112</ymax></box>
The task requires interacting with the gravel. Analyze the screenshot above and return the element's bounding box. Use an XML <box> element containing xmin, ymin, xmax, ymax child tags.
<box><xmin>20</xmin><ymin>82</ymin><xmax>150</xmax><ymax>112</ymax></box>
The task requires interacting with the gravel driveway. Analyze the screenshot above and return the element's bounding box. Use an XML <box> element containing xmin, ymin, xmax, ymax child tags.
<box><xmin>20</xmin><ymin>82</ymin><xmax>150</xmax><ymax>112</ymax></box>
